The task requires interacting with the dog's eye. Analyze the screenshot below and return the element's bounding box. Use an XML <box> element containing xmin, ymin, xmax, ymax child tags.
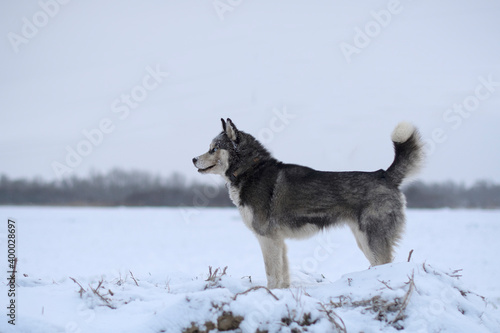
<box><xmin>210</xmin><ymin>147</ymin><xmax>218</xmax><ymax>154</ymax></box>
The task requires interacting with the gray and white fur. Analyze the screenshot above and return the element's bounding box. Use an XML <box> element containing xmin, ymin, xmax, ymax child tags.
<box><xmin>193</xmin><ymin>119</ymin><xmax>424</xmax><ymax>289</ymax></box>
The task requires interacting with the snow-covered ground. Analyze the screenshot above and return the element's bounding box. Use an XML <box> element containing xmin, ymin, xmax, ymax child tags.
<box><xmin>1</xmin><ymin>207</ymin><xmax>499</xmax><ymax>332</ymax></box>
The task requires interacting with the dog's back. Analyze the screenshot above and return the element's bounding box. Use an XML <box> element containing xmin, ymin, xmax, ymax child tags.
<box><xmin>237</xmin><ymin>122</ymin><xmax>422</xmax><ymax>238</ymax></box>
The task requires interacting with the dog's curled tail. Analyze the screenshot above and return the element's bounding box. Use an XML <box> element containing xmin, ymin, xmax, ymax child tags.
<box><xmin>386</xmin><ymin>122</ymin><xmax>424</xmax><ymax>187</ymax></box>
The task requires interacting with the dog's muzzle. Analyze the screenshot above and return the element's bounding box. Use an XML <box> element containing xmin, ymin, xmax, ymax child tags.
<box><xmin>192</xmin><ymin>157</ymin><xmax>215</xmax><ymax>173</ymax></box>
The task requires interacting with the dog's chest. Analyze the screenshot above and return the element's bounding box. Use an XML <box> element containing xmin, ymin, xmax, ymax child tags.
<box><xmin>227</xmin><ymin>183</ymin><xmax>241</xmax><ymax>206</ymax></box>
<box><xmin>226</xmin><ymin>183</ymin><xmax>254</xmax><ymax>230</ymax></box>
<box><xmin>238</xmin><ymin>205</ymin><xmax>254</xmax><ymax>230</ymax></box>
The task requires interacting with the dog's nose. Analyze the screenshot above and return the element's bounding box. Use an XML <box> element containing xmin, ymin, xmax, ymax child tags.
<box><xmin>192</xmin><ymin>157</ymin><xmax>198</xmax><ymax>165</ymax></box>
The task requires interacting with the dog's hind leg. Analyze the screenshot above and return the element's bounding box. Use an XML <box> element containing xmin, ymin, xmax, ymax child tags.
<box><xmin>366</xmin><ymin>234</ymin><xmax>394</xmax><ymax>266</ymax></box>
<box><xmin>353</xmin><ymin>203</ymin><xmax>405</xmax><ymax>266</ymax></box>
<box><xmin>350</xmin><ymin>222</ymin><xmax>396</xmax><ymax>266</ymax></box>
<box><xmin>349</xmin><ymin>223</ymin><xmax>378</xmax><ymax>265</ymax></box>
<box><xmin>257</xmin><ymin>236</ymin><xmax>290</xmax><ymax>289</ymax></box>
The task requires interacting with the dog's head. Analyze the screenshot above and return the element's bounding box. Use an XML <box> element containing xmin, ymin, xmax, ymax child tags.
<box><xmin>192</xmin><ymin>118</ymin><xmax>240</xmax><ymax>177</ymax></box>
<box><xmin>192</xmin><ymin>118</ymin><xmax>271</xmax><ymax>181</ymax></box>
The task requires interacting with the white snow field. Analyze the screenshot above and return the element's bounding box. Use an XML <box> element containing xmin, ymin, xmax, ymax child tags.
<box><xmin>1</xmin><ymin>207</ymin><xmax>499</xmax><ymax>332</ymax></box>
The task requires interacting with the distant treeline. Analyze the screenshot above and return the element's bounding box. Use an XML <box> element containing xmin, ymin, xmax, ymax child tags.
<box><xmin>404</xmin><ymin>180</ymin><xmax>500</xmax><ymax>209</ymax></box>
<box><xmin>1</xmin><ymin>169</ymin><xmax>499</xmax><ymax>209</ymax></box>
<box><xmin>0</xmin><ymin>170</ymin><xmax>231</xmax><ymax>207</ymax></box>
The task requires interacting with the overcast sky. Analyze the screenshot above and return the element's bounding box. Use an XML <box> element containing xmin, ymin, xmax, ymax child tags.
<box><xmin>1</xmin><ymin>0</ymin><xmax>499</xmax><ymax>185</ymax></box>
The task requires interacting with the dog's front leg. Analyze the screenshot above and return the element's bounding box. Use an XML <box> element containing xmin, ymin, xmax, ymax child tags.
<box><xmin>257</xmin><ymin>236</ymin><xmax>290</xmax><ymax>289</ymax></box>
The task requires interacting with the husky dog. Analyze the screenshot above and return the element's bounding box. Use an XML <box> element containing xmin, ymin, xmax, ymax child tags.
<box><xmin>193</xmin><ymin>119</ymin><xmax>423</xmax><ymax>289</ymax></box>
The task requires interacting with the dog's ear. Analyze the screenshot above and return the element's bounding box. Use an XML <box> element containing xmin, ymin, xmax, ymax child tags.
<box><xmin>221</xmin><ymin>118</ymin><xmax>227</xmax><ymax>132</ymax></box>
<box><xmin>225</xmin><ymin>118</ymin><xmax>238</xmax><ymax>142</ymax></box>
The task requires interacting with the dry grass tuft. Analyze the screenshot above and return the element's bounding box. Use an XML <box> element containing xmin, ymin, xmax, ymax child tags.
<box><xmin>70</xmin><ymin>277</ymin><xmax>116</xmax><ymax>309</ymax></box>
<box><xmin>319</xmin><ymin>302</ymin><xmax>347</xmax><ymax>333</ymax></box>
<box><xmin>327</xmin><ymin>270</ymin><xmax>416</xmax><ymax>330</ymax></box>
<box><xmin>204</xmin><ymin>266</ymin><xmax>228</xmax><ymax>289</ymax></box>
<box><xmin>88</xmin><ymin>279</ymin><xmax>116</xmax><ymax>309</ymax></box>
<box><xmin>233</xmin><ymin>286</ymin><xmax>279</xmax><ymax>301</ymax></box>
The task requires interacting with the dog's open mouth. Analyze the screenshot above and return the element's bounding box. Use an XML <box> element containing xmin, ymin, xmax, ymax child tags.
<box><xmin>197</xmin><ymin>165</ymin><xmax>215</xmax><ymax>173</ymax></box>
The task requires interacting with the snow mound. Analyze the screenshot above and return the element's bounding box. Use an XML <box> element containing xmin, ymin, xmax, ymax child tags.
<box><xmin>150</xmin><ymin>262</ymin><xmax>500</xmax><ymax>332</ymax></box>
<box><xmin>4</xmin><ymin>262</ymin><xmax>499</xmax><ymax>333</ymax></box>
